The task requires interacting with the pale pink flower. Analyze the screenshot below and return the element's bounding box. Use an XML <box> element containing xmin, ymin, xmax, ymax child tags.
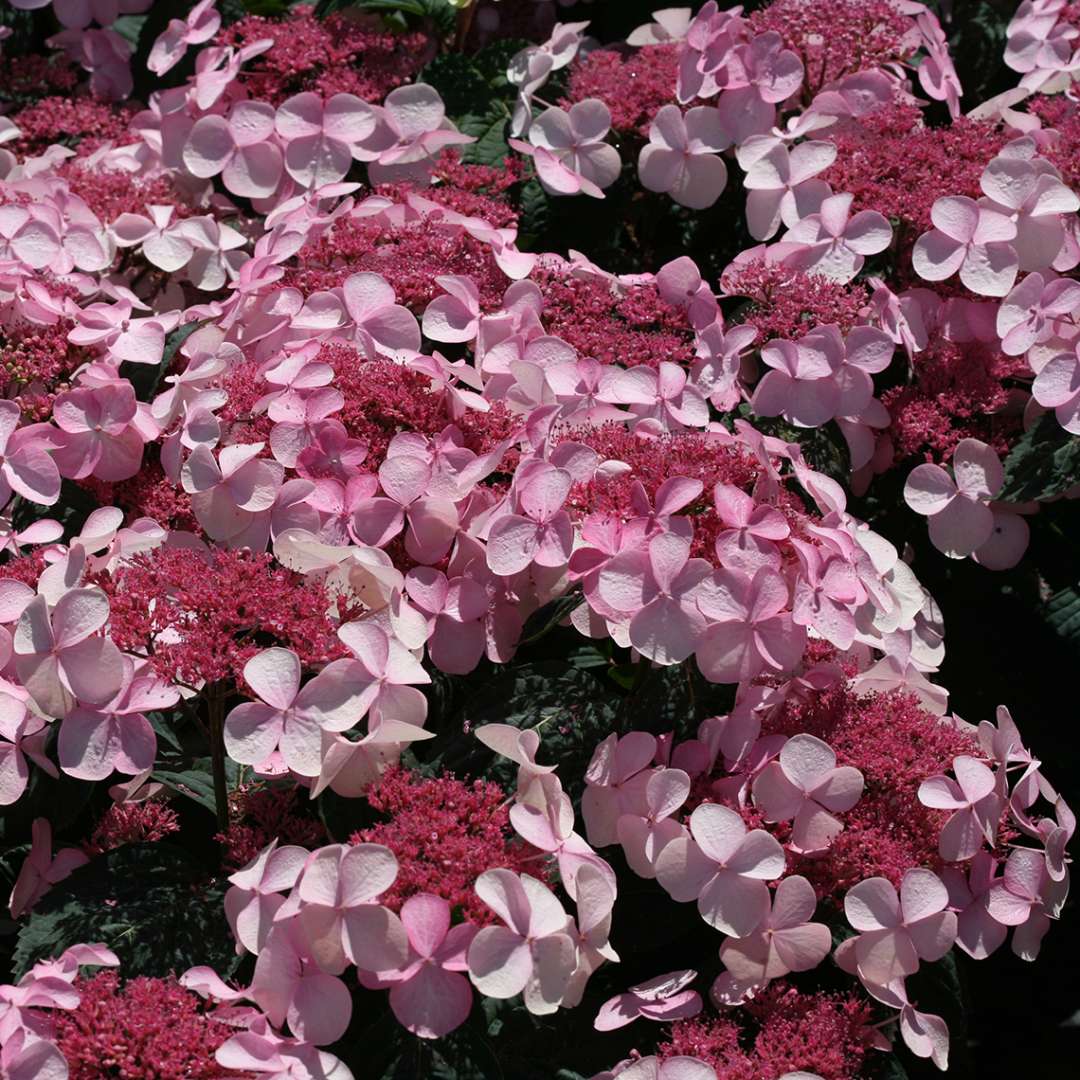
<box><xmin>174</xmin><ymin>216</ymin><xmax>248</xmax><ymax>292</ymax></box>
<box><xmin>275</xmin><ymin>92</ymin><xmax>378</xmax><ymax>189</ymax></box>
<box><xmin>980</xmin><ymin>152</ymin><xmax>1080</xmax><ymax>271</ymax></box>
<box><xmin>467</xmin><ymin>869</ymin><xmax>578</xmax><ymax>1015</ymax></box>
<box><xmin>9</xmin><ymin>818</ymin><xmax>89</xmax><ymax>919</ymax></box>
<box><xmin>614</xmin><ymin>1057</ymin><xmax>717</xmax><ymax>1080</ymax></box>
<box><xmin>594</xmin><ymin>969</ymin><xmax>702</xmax><ymax>1031</ymax></box>
<box><xmin>1</xmin><ymin>1028</ymin><xmax>73</xmax><ymax>1080</ymax></box>
<box><xmin>57</xmin><ymin>656</ymin><xmax>176</xmax><ymax>781</ymax></box>
<box><xmin>403</xmin><ymin>567</ymin><xmax>487</xmax><ymax>675</ymax></box>
<box><xmin>225</xmin><ymin>840</ymin><xmax>309</xmax><ymax>955</ymax></box>
<box><xmin>638</xmin><ymin>105</ymin><xmax>730</xmax><ymax>210</ymax></box>
<box><xmin>50</xmin><ymin>0</ymin><xmax>150</xmax><ymax>29</ymax></box>
<box><xmin>838</xmin><ymin>869</ymin><xmax>957</xmax><ymax>986</ymax></box>
<box><xmin>985</xmin><ymin>846</ymin><xmax>1059</xmax><ymax>959</ymax></box>
<box><xmin>67</xmin><ymin>300</ymin><xmax>180</xmax><ymax>366</ymax></box>
<box><xmin>753</xmin><ymin>734</ymin><xmax>864</xmax><ymax>853</ymax></box>
<box><xmin>365</xmin><ymin>85</ymin><xmax>474</xmax><ymax>186</ymax></box>
<box><xmin>248</xmin><ymin>919</ymin><xmax>354</xmax><ymax>1045</ymax></box>
<box><xmin>512</xmin><ymin>100</ymin><xmax>622</xmax><ymax>198</ymax></box>
<box><xmin>782</xmin><ymin>193</ymin><xmax>892</xmax><ymax>283</ymax></box>
<box><xmin>313</xmin><ymin>719</ymin><xmax>435</xmax><ymax>800</ymax></box>
<box><xmin>654</xmin><ymin>801</ymin><xmax>786</xmax><ymax>936</ymax></box>
<box><xmin>616</xmin><ymin>767</ymin><xmax>691</xmax><ymax>878</ymax></box>
<box><xmin>0</xmin><ymin>693</ymin><xmax>54</xmax><ymax>806</ymax></box>
<box><xmin>1032</xmin><ymin>340</ymin><xmax>1080</xmax><ymax>433</ymax></box>
<box><xmin>181</xmin><ymin>442</ymin><xmax>284</xmax><ymax>548</ymax></box>
<box><xmin>581</xmin><ymin>731</ymin><xmax>657</xmax><ymax>847</ymax></box>
<box><xmin>215</xmin><ymin>1015</ymin><xmax>355</xmax><ymax>1077</ymax></box>
<box><xmin>912</xmin><ymin>196</ymin><xmax>1019</xmax><ymax>297</ymax></box>
<box><xmin>863</xmin><ymin>978</ymin><xmax>951</xmax><ymax>1071</ymax></box>
<box><xmin>916</xmin><ymin>12</ymin><xmax>963</xmax><ymax>119</ymax></box>
<box><xmin>712</xmin><ymin>482</ymin><xmax>789</xmax><ymax>573</ymax></box>
<box><xmin>628</xmin><ymin>9</ymin><xmax>693</xmax><ymax>46</ymax></box>
<box><xmin>0</xmin><ymin>401</ymin><xmax>60</xmax><ymax>507</ymax></box>
<box><xmin>147</xmin><ymin>0</ymin><xmax>220</xmax><ymax>75</ymax></box>
<box><xmin>656</xmin><ymin>255</ymin><xmax>719</xmax><ymax>330</ymax></box>
<box><xmin>739</xmin><ymin>137</ymin><xmax>836</xmax><ymax>241</ymax></box>
<box><xmin>696</xmin><ymin>567</ymin><xmax>805</xmax><ymax>684</ymax></box>
<box><xmin>223</xmin><ymin>647</ymin><xmax>362</xmax><ymax>776</ymax></box>
<box><xmin>14</xmin><ymin>589</ymin><xmax>124</xmax><ymax>719</ymax></box>
<box><xmin>751</xmin><ymin>334</ymin><xmax>841</xmax><ymax>428</ymax></box>
<box><xmin>336</xmin><ymin>620</ymin><xmax>431</xmax><ymax>728</ymax></box>
<box><xmin>943</xmin><ymin>851</ymin><xmax>1008</xmax><ymax>960</ymax></box>
<box><xmin>692</xmin><ymin>321</ymin><xmax>756</xmax><ymax>411</ymax></box>
<box><xmin>904</xmin><ymin>438</ymin><xmax>1003</xmax><ymax>558</ymax></box>
<box><xmin>996</xmin><ymin>272</ymin><xmax>1080</xmax><ymax>356</ymax></box>
<box><xmin>607</xmin><ymin>361</ymin><xmax>710</xmax><ymax>430</ymax></box>
<box><xmin>1005</xmin><ymin>0</ymin><xmax>1077</xmax><ymax>76</ymax></box>
<box><xmin>359</xmin><ymin>893</ymin><xmax>477</xmax><ymax>1039</ymax></box>
<box><xmin>508</xmin><ymin>21</ymin><xmax>590</xmax><ymax>136</ymax></box>
<box><xmin>110</xmin><ymin>204</ymin><xmax>197</xmax><ymax>274</ymax></box>
<box><xmin>291</xmin><ymin>843</ymin><xmax>409</xmax><ymax>975</ymax></box>
<box><xmin>342</xmin><ymin>272</ymin><xmax>421</xmax><ymax>357</ymax></box>
<box><xmin>511</xmin><ymin>791</ymin><xmax>616</xmax><ymax>900</ymax></box>
<box><xmin>422</xmin><ymin>275</ymin><xmax>482</xmax><ymax>344</ymax></box>
<box><xmin>714</xmin><ymin>875</ymin><xmax>831</xmax><ymax>998</ymax></box>
<box><xmin>598</xmin><ymin>531</ymin><xmax>713</xmax><ymax>665</ymax></box>
<box><xmin>918</xmin><ymin>755</ymin><xmax>1003</xmax><ymax>861</ymax></box>
<box><xmin>487</xmin><ymin>462</ymin><xmax>575</xmax><ymax>576</ymax></box>
<box><xmin>791</xmin><ymin>542</ymin><xmax>862</xmax><ymax>650</ymax></box>
<box><xmin>51</xmin><ymin>383</ymin><xmax>151</xmax><ymax>483</ymax></box>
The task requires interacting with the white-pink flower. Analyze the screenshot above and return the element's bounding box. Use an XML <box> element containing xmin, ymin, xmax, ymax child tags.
<box><xmin>487</xmin><ymin>462</ymin><xmax>575</xmax><ymax>576</ymax></box>
<box><xmin>147</xmin><ymin>0</ymin><xmax>220</xmax><ymax>75</ymax></box>
<box><xmin>598</xmin><ymin>532</ymin><xmax>713</xmax><ymax>665</ymax></box>
<box><xmin>594</xmin><ymin>968</ymin><xmax>702</xmax><ymax>1031</ymax></box>
<box><xmin>225</xmin><ymin>840</ymin><xmax>309</xmax><ymax>955</ymax></box>
<box><xmin>752</xmin><ymin>734</ymin><xmax>864</xmax><ymax>853</ymax></box>
<box><xmin>616</xmin><ymin>767</ymin><xmax>691</xmax><ymax>878</ymax></box>
<box><xmin>13</xmin><ymin>589</ymin><xmax>124</xmax><ymax>720</ymax></box>
<box><xmin>1033</xmin><ymin>340</ymin><xmax>1080</xmax><ymax>433</ymax></box>
<box><xmin>654</xmin><ymin>801</ymin><xmax>786</xmax><ymax>937</ymax></box>
<box><xmin>740</xmin><ymin>137</ymin><xmax>836</xmax><ymax>241</ymax></box>
<box><xmin>782</xmin><ymin>193</ymin><xmax>892</xmax><ymax>283</ymax></box>
<box><xmin>696</xmin><ymin>567</ymin><xmax>806</xmax><ymax>684</ymax></box>
<box><xmin>359</xmin><ymin>893</ymin><xmax>477</xmax><ymax>1039</ymax></box>
<box><xmin>638</xmin><ymin>104</ymin><xmax>730</xmax><ymax>210</ymax></box>
<box><xmin>0</xmin><ymin>400</ymin><xmax>60</xmax><ymax>507</ymax></box>
<box><xmin>837</xmin><ymin>869</ymin><xmax>957</xmax><ymax>986</ymax></box>
<box><xmin>275</xmin><ymin>92</ymin><xmax>378</xmax><ymax>189</ymax></box>
<box><xmin>918</xmin><ymin>755</ymin><xmax>1003</xmax><ymax>861</ymax></box>
<box><xmin>223</xmin><ymin>647</ymin><xmax>362</xmax><ymax>776</ymax></box>
<box><xmin>57</xmin><ymin>657</ymin><xmax>176</xmax><ymax>781</ymax></box>
<box><xmin>291</xmin><ymin>843</ymin><xmax>409</xmax><ymax>975</ymax></box>
<box><xmin>912</xmin><ymin>195</ymin><xmax>1019</xmax><ymax>297</ymax></box>
<box><xmin>903</xmin><ymin>438</ymin><xmax>1003</xmax><ymax>559</ymax></box>
<box><xmin>714</xmin><ymin>875</ymin><xmax>832</xmax><ymax>998</ymax></box>
<box><xmin>467</xmin><ymin>868</ymin><xmax>578</xmax><ymax>1015</ymax></box>
<box><xmin>512</xmin><ymin>100</ymin><xmax>621</xmax><ymax>199</ymax></box>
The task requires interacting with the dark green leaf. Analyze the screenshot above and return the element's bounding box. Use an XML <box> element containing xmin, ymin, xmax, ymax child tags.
<box><xmin>152</xmin><ymin>756</ymin><xmax>237</xmax><ymax>814</ymax></box>
<box><xmin>12</xmin><ymin>843</ymin><xmax>239</xmax><ymax>980</ymax></box>
<box><xmin>123</xmin><ymin>319</ymin><xmax>203</xmax><ymax>404</ymax></box>
<box><xmin>518</xmin><ymin>592</ymin><xmax>583</xmax><ymax>646</ymax></box>
<box><xmin>999</xmin><ymin>412</ymin><xmax>1080</xmax><ymax>501</ymax></box>
<box><xmin>1042</xmin><ymin>584</ymin><xmax>1080</xmax><ymax>648</ymax></box>
<box><xmin>458</xmin><ymin>102</ymin><xmax>511</xmax><ymax>167</ymax></box>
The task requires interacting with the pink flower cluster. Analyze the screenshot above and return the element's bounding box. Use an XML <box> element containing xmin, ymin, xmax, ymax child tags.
<box><xmin>0</xmin><ymin>1</ymin><xmax>1075</xmax><ymax>1077</ymax></box>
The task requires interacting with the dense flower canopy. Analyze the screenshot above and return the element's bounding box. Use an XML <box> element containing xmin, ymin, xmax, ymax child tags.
<box><xmin>0</xmin><ymin>2</ymin><xmax>1076</xmax><ymax>1080</ymax></box>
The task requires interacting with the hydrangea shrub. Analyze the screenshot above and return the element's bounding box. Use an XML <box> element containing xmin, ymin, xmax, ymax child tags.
<box><xmin>0</xmin><ymin>1</ymin><xmax>1076</xmax><ymax>1078</ymax></box>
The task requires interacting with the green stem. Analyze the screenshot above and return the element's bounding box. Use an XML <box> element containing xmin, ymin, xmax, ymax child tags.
<box><xmin>207</xmin><ymin>682</ymin><xmax>229</xmax><ymax>831</ymax></box>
